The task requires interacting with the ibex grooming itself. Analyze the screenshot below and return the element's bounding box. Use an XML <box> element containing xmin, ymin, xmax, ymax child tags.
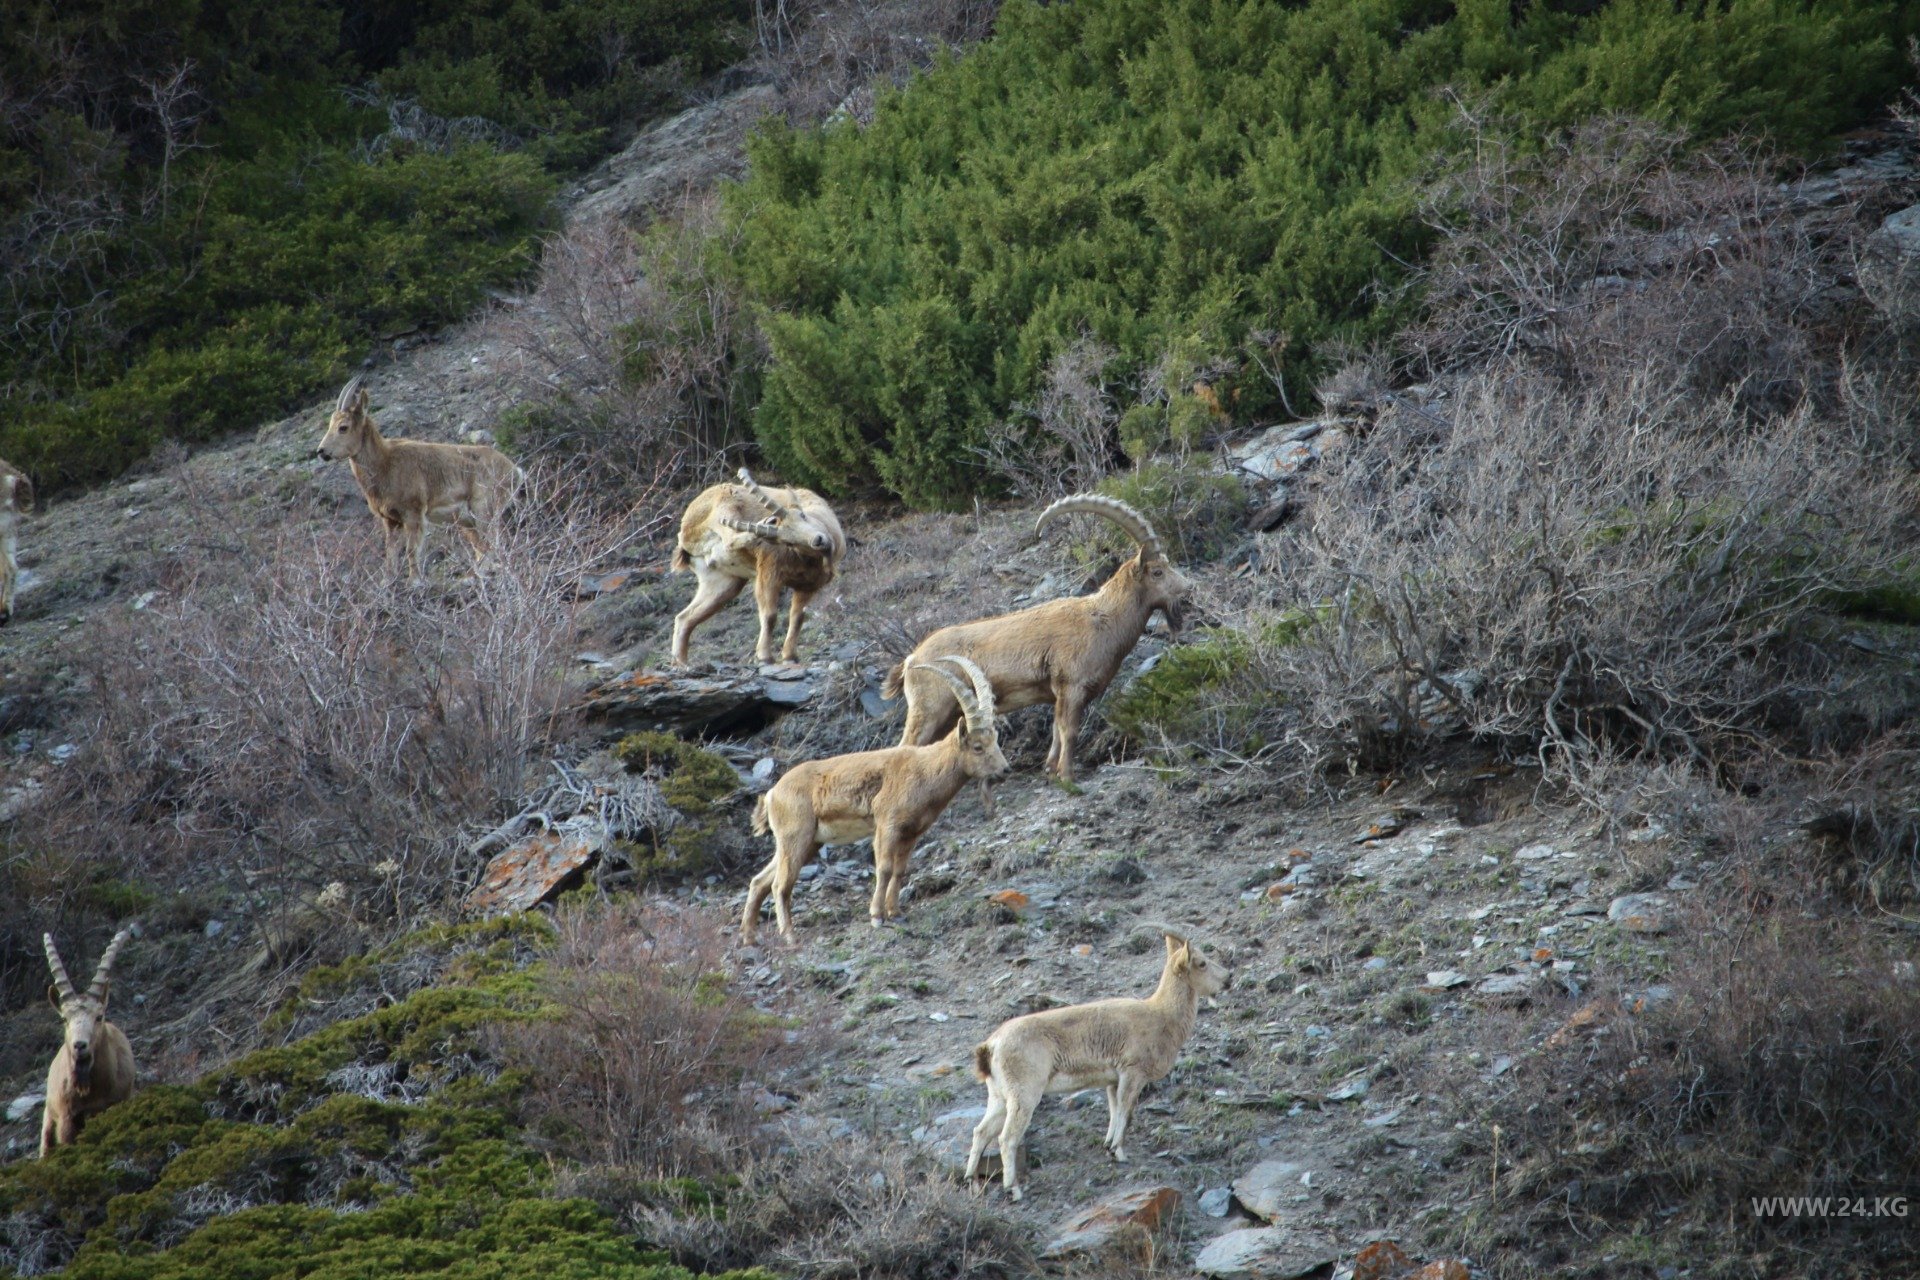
<box><xmin>742</xmin><ymin>657</ymin><xmax>1006</xmax><ymax>941</ymax></box>
<box><xmin>967</xmin><ymin>929</ymin><xmax>1230</xmax><ymax>1200</ymax></box>
<box><xmin>0</xmin><ymin>457</ymin><xmax>32</xmax><ymax>625</ymax></box>
<box><xmin>316</xmin><ymin>377</ymin><xmax>524</xmax><ymax>581</ymax></box>
<box><xmin>40</xmin><ymin>928</ymin><xmax>136</xmax><ymax>1156</ymax></box>
<box><xmin>886</xmin><ymin>495</ymin><xmax>1193</xmax><ymax>783</ymax></box>
<box><xmin>672</xmin><ymin>469</ymin><xmax>845</xmax><ymax>665</ymax></box>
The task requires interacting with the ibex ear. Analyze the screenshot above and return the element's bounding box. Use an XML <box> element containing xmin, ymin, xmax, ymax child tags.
<box><xmin>47</xmin><ymin>984</ymin><xmax>63</xmax><ymax>1012</ymax></box>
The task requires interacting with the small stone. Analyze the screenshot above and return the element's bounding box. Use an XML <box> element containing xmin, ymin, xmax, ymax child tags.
<box><xmin>1363</xmin><ymin>956</ymin><xmax>1389</xmax><ymax>971</ymax></box>
<box><xmin>1476</xmin><ymin>972</ymin><xmax>1536</xmax><ymax>1001</ymax></box>
<box><xmin>203</xmin><ymin>919</ymin><xmax>225</xmax><ymax>939</ymax></box>
<box><xmin>1607</xmin><ymin>893</ymin><xmax>1672</xmax><ymax>934</ymax></box>
<box><xmin>1514</xmin><ymin>843</ymin><xmax>1555</xmax><ymax>861</ymax></box>
<box><xmin>1194</xmin><ymin>1227</ymin><xmax>1337</xmax><ymax>1279</ymax></box>
<box><xmin>1410</xmin><ymin>1263</ymin><xmax>1471</xmax><ymax>1280</ymax></box>
<box><xmin>1041</xmin><ymin>1186</ymin><xmax>1184</xmax><ymax>1262</ymax></box>
<box><xmin>1231</xmin><ymin>1159</ymin><xmax>1306</xmax><ymax>1222</ymax></box>
<box><xmin>989</xmin><ymin>889</ymin><xmax>1030</xmax><ymax>915</ymax></box>
<box><xmin>1200</xmin><ymin>1187</ymin><xmax>1234</xmax><ymax>1217</ymax></box>
<box><xmin>6</xmin><ymin>1093</ymin><xmax>44</xmax><ymax>1123</ymax></box>
<box><xmin>752</xmin><ymin>757</ymin><xmax>776</xmax><ymax>780</ymax></box>
<box><xmin>1326</xmin><ymin>1075</ymin><xmax>1369</xmax><ymax>1102</ymax></box>
<box><xmin>929</xmin><ymin>1011</ymin><xmax>951</xmax><ymax>1023</ymax></box>
<box><xmin>1073</xmin><ymin>944</ymin><xmax>1094</xmax><ymax>957</ymax></box>
<box><xmin>1422</xmin><ymin>970</ymin><xmax>1470</xmax><ymax>990</ymax></box>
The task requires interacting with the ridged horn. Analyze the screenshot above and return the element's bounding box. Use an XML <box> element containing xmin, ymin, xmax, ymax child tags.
<box><xmin>913</xmin><ymin>661</ymin><xmax>976</xmax><ymax>729</ymax></box>
<box><xmin>335</xmin><ymin>376</ymin><xmax>366</xmax><ymax>413</ymax></box>
<box><xmin>736</xmin><ymin>468</ymin><xmax>793</xmax><ymax>520</ymax></box>
<box><xmin>1035</xmin><ymin>494</ymin><xmax>1166</xmax><ymax>563</ymax></box>
<box><xmin>718</xmin><ymin>514</ymin><xmax>780</xmax><ymax>540</ymax></box>
<box><xmin>85</xmin><ymin>927</ymin><xmax>132</xmax><ymax>1003</ymax></box>
<box><xmin>43</xmin><ymin>934</ymin><xmax>77</xmax><ymax>1005</ymax></box>
<box><xmin>935</xmin><ymin>655</ymin><xmax>996</xmax><ymax>735</ymax></box>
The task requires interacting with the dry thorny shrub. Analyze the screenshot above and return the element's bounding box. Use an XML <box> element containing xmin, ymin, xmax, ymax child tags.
<box><xmin>489</xmin><ymin>200</ymin><xmax>755</xmax><ymax>494</ymax></box>
<box><xmin>7</xmin><ymin>470</ymin><xmax>647</xmax><ymax>945</ymax></box>
<box><xmin>751</xmin><ymin>0</ymin><xmax>1000</xmax><ymax>125</ymax></box>
<box><xmin>494</xmin><ymin>898</ymin><xmax>794</xmax><ymax>1178</ymax></box>
<box><xmin>638</xmin><ymin>1134</ymin><xmax>1033</xmax><ymax>1280</ymax></box>
<box><xmin>1478</xmin><ymin>894</ymin><xmax>1920</xmax><ymax>1277</ymax></box>
<box><xmin>974</xmin><ymin>335</ymin><xmax>1124</xmax><ymax>500</ymax></box>
<box><xmin>1244</xmin><ymin>120</ymin><xmax>1920</xmax><ymax>787</ymax></box>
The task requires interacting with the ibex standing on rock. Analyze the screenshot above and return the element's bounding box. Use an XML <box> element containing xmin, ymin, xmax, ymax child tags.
<box><xmin>316</xmin><ymin>377</ymin><xmax>524</xmax><ymax>581</ymax></box>
<box><xmin>886</xmin><ymin>494</ymin><xmax>1193</xmax><ymax>783</ymax></box>
<box><xmin>742</xmin><ymin>657</ymin><xmax>1007</xmax><ymax>941</ymax></box>
<box><xmin>0</xmin><ymin>458</ymin><xmax>32</xmax><ymax>625</ymax></box>
<box><xmin>967</xmin><ymin>928</ymin><xmax>1231</xmax><ymax>1200</ymax></box>
<box><xmin>40</xmin><ymin>928</ymin><xmax>136</xmax><ymax>1157</ymax></box>
<box><xmin>672</xmin><ymin>468</ymin><xmax>845</xmax><ymax>666</ymax></box>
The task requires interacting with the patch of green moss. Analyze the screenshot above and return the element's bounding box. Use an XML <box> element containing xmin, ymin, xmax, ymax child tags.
<box><xmin>0</xmin><ymin>917</ymin><xmax>772</xmax><ymax>1280</ymax></box>
<box><xmin>613</xmin><ymin>732</ymin><xmax>739</xmax><ymax>815</ymax></box>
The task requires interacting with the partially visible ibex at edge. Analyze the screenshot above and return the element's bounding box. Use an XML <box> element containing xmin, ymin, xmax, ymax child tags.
<box><xmin>1</xmin><ymin>456</ymin><xmax>34</xmax><ymax>625</ymax></box>
<box><xmin>40</xmin><ymin>928</ymin><xmax>136</xmax><ymax>1157</ymax></box>
<box><xmin>885</xmin><ymin>494</ymin><xmax>1193</xmax><ymax>783</ymax></box>
<box><xmin>316</xmin><ymin>377</ymin><xmax>524</xmax><ymax>581</ymax></box>
<box><xmin>671</xmin><ymin>468</ymin><xmax>846</xmax><ymax>666</ymax></box>
<box><xmin>742</xmin><ymin>656</ymin><xmax>1006</xmax><ymax>941</ymax></box>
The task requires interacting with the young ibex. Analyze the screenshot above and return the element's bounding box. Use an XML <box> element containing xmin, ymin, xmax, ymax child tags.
<box><xmin>672</xmin><ymin>468</ymin><xmax>846</xmax><ymax>666</ymax></box>
<box><xmin>316</xmin><ymin>377</ymin><xmax>524</xmax><ymax>581</ymax></box>
<box><xmin>885</xmin><ymin>495</ymin><xmax>1193</xmax><ymax>783</ymax></box>
<box><xmin>966</xmin><ymin>928</ymin><xmax>1231</xmax><ymax>1200</ymax></box>
<box><xmin>40</xmin><ymin>928</ymin><xmax>136</xmax><ymax>1157</ymax></box>
<box><xmin>1</xmin><ymin>457</ymin><xmax>33</xmax><ymax>625</ymax></box>
<box><xmin>742</xmin><ymin>656</ymin><xmax>1006</xmax><ymax>941</ymax></box>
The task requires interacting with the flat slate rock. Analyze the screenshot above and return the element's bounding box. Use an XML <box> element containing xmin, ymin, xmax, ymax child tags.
<box><xmin>1194</xmin><ymin>1227</ymin><xmax>1338</xmax><ymax>1279</ymax></box>
<box><xmin>1232</xmin><ymin>1159</ymin><xmax>1306</xmax><ymax>1222</ymax></box>
<box><xmin>581</xmin><ymin>669</ymin><xmax>812</xmax><ymax>736</ymax></box>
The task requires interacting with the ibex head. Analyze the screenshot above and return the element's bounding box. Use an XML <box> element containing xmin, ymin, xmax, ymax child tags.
<box><xmin>316</xmin><ymin>377</ymin><xmax>373</xmax><ymax>462</ymax></box>
<box><xmin>3</xmin><ymin>470</ymin><xmax>32</xmax><ymax>516</ymax></box>
<box><xmin>918</xmin><ymin>655</ymin><xmax>1009</xmax><ymax>780</ymax></box>
<box><xmin>720</xmin><ymin>468</ymin><xmax>835</xmax><ymax>553</ymax></box>
<box><xmin>1036</xmin><ymin>494</ymin><xmax>1194</xmax><ymax>633</ymax></box>
<box><xmin>45</xmin><ymin>929</ymin><xmax>131</xmax><ymax>1089</ymax></box>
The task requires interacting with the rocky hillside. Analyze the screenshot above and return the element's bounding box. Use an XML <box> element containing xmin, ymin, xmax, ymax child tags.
<box><xmin>4</xmin><ymin>17</ymin><xmax>1920</xmax><ymax>1280</ymax></box>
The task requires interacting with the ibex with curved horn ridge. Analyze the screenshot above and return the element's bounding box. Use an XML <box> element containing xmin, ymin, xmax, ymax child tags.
<box><xmin>671</xmin><ymin>468</ymin><xmax>845</xmax><ymax>665</ymax></box>
<box><xmin>316</xmin><ymin>377</ymin><xmax>524</xmax><ymax>581</ymax></box>
<box><xmin>885</xmin><ymin>495</ymin><xmax>1193</xmax><ymax>783</ymax></box>
<box><xmin>40</xmin><ymin>928</ymin><xmax>137</xmax><ymax>1157</ymax></box>
<box><xmin>742</xmin><ymin>656</ymin><xmax>1006</xmax><ymax>940</ymax></box>
<box><xmin>1</xmin><ymin>457</ymin><xmax>33</xmax><ymax>625</ymax></box>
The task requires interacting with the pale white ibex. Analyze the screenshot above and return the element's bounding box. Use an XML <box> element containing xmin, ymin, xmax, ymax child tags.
<box><xmin>672</xmin><ymin>468</ymin><xmax>846</xmax><ymax>666</ymax></box>
<box><xmin>40</xmin><ymin>928</ymin><xmax>137</xmax><ymax>1157</ymax></box>
<box><xmin>742</xmin><ymin>656</ymin><xmax>1006</xmax><ymax>941</ymax></box>
<box><xmin>966</xmin><ymin>928</ymin><xmax>1231</xmax><ymax>1200</ymax></box>
<box><xmin>1</xmin><ymin>456</ymin><xmax>34</xmax><ymax>625</ymax></box>
<box><xmin>885</xmin><ymin>495</ymin><xmax>1193</xmax><ymax>783</ymax></box>
<box><xmin>316</xmin><ymin>377</ymin><xmax>524</xmax><ymax>581</ymax></box>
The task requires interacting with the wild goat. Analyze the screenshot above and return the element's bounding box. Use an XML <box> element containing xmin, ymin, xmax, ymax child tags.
<box><xmin>741</xmin><ymin>656</ymin><xmax>1006</xmax><ymax>941</ymax></box>
<box><xmin>885</xmin><ymin>494</ymin><xmax>1192</xmax><ymax>783</ymax></box>
<box><xmin>316</xmin><ymin>377</ymin><xmax>524</xmax><ymax>581</ymax></box>
<box><xmin>966</xmin><ymin>928</ymin><xmax>1230</xmax><ymax>1200</ymax></box>
<box><xmin>1</xmin><ymin>457</ymin><xmax>32</xmax><ymax>625</ymax></box>
<box><xmin>40</xmin><ymin>929</ymin><xmax>136</xmax><ymax>1157</ymax></box>
<box><xmin>672</xmin><ymin>469</ymin><xmax>845</xmax><ymax>666</ymax></box>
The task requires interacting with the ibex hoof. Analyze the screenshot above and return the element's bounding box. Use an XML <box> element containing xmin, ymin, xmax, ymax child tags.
<box><xmin>1007</xmin><ymin>1185</ymin><xmax>1024</xmax><ymax>1202</ymax></box>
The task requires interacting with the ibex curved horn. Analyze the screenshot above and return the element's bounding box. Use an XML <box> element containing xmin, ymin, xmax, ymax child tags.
<box><xmin>736</xmin><ymin>468</ymin><xmax>795</xmax><ymax>521</ymax></box>
<box><xmin>85</xmin><ymin>928</ymin><xmax>133</xmax><ymax>1003</ymax></box>
<box><xmin>1035</xmin><ymin>494</ymin><xmax>1166</xmax><ymax>563</ymax></box>
<box><xmin>335</xmin><ymin>376</ymin><xmax>366</xmax><ymax>413</ymax></box>
<box><xmin>43</xmin><ymin>934</ymin><xmax>77</xmax><ymax>1005</ymax></box>
<box><xmin>935</xmin><ymin>655</ymin><xmax>996</xmax><ymax>735</ymax></box>
<box><xmin>717</xmin><ymin>514</ymin><xmax>780</xmax><ymax>540</ymax></box>
<box><xmin>914</xmin><ymin>661</ymin><xmax>980</xmax><ymax>735</ymax></box>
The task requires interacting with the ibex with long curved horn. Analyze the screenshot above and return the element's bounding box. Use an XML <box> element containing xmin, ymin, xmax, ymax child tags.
<box><xmin>316</xmin><ymin>377</ymin><xmax>524</xmax><ymax>581</ymax></box>
<box><xmin>40</xmin><ymin>928</ymin><xmax>137</xmax><ymax>1156</ymax></box>
<box><xmin>885</xmin><ymin>495</ymin><xmax>1193</xmax><ymax>783</ymax></box>
<box><xmin>742</xmin><ymin>656</ymin><xmax>1007</xmax><ymax>940</ymax></box>
<box><xmin>671</xmin><ymin>468</ymin><xmax>846</xmax><ymax>665</ymax></box>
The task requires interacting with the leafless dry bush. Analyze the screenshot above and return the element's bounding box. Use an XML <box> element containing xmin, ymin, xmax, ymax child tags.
<box><xmin>973</xmin><ymin>335</ymin><xmax>1124</xmax><ymax>499</ymax></box>
<box><xmin>639</xmin><ymin>1134</ymin><xmax>1033</xmax><ymax>1280</ymax></box>
<box><xmin>494</xmin><ymin>897</ymin><xmax>794</xmax><ymax>1177</ymax></box>
<box><xmin>752</xmin><ymin>0</ymin><xmax>1000</xmax><ymax>125</ymax></box>
<box><xmin>15</xmin><ymin>470</ymin><xmax>645</xmax><ymax>926</ymax></box>
<box><xmin>1241</xmin><ymin>121</ymin><xmax>1920</xmax><ymax>786</ymax></box>
<box><xmin>1480</xmin><ymin>894</ymin><xmax>1920</xmax><ymax>1277</ymax></box>
<box><xmin>1408</xmin><ymin>119</ymin><xmax>1865</xmax><ymax>426</ymax></box>
<box><xmin>489</xmin><ymin>200</ymin><xmax>755</xmax><ymax>493</ymax></box>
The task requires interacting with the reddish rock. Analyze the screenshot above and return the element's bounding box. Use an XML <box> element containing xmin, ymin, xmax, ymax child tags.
<box><xmin>1352</xmin><ymin>1240</ymin><xmax>1414</xmax><ymax>1280</ymax></box>
<box><xmin>989</xmin><ymin>889</ymin><xmax>1030</xmax><ymax>913</ymax></box>
<box><xmin>1041</xmin><ymin>1186</ymin><xmax>1182</xmax><ymax>1261</ymax></box>
<box><xmin>465</xmin><ymin>825</ymin><xmax>602</xmax><ymax>915</ymax></box>
<box><xmin>1411</xmin><ymin>1262</ymin><xmax>1471</xmax><ymax>1280</ymax></box>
